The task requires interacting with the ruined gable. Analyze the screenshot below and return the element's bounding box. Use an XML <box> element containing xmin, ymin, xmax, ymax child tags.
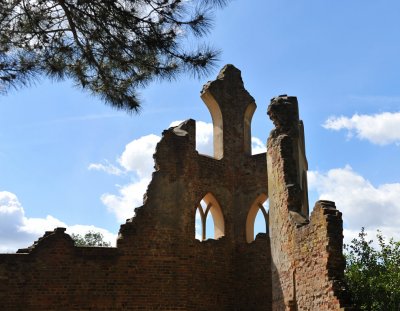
<box><xmin>0</xmin><ymin>65</ymin><xmax>352</xmax><ymax>310</ymax></box>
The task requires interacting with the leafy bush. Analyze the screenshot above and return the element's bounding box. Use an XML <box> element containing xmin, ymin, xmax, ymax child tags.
<box><xmin>345</xmin><ymin>228</ymin><xmax>400</xmax><ymax>310</ymax></box>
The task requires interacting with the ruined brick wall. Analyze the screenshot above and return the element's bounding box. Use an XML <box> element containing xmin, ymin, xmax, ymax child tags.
<box><xmin>294</xmin><ymin>201</ymin><xmax>351</xmax><ymax>309</ymax></box>
<box><xmin>0</xmin><ymin>229</ymin><xmax>121</xmax><ymax>310</ymax></box>
<box><xmin>0</xmin><ymin>65</ymin><xmax>271</xmax><ymax>311</ymax></box>
<box><xmin>0</xmin><ymin>65</ymin><xmax>351</xmax><ymax>310</ymax></box>
<box><xmin>267</xmin><ymin>96</ymin><xmax>352</xmax><ymax>310</ymax></box>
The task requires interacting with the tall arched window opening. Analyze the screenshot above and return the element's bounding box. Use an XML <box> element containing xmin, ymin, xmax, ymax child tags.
<box><xmin>201</xmin><ymin>92</ymin><xmax>223</xmax><ymax>159</ymax></box>
<box><xmin>246</xmin><ymin>194</ymin><xmax>269</xmax><ymax>243</ymax></box>
<box><xmin>195</xmin><ymin>193</ymin><xmax>224</xmax><ymax>241</ymax></box>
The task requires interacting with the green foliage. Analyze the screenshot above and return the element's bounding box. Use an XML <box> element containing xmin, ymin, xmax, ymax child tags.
<box><xmin>344</xmin><ymin>228</ymin><xmax>400</xmax><ymax>311</ymax></box>
<box><xmin>71</xmin><ymin>231</ymin><xmax>111</xmax><ymax>247</ymax></box>
<box><xmin>0</xmin><ymin>0</ymin><xmax>229</xmax><ymax>112</ymax></box>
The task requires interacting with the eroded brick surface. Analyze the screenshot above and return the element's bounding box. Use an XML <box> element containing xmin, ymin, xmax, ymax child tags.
<box><xmin>267</xmin><ymin>96</ymin><xmax>352</xmax><ymax>311</ymax></box>
<box><xmin>0</xmin><ymin>65</ymin><xmax>351</xmax><ymax>310</ymax></box>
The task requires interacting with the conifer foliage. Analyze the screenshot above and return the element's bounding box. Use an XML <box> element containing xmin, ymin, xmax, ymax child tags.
<box><xmin>0</xmin><ymin>0</ymin><xmax>228</xmax><ymax>112</ymax></box>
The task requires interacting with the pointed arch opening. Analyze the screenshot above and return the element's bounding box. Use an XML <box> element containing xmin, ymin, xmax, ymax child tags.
<box><xmin>195</xmin><ymin>193</ymin><xmax>225</xmax><ymax>241</ymax></box>
<box><xmin>201</xmin><ymin>92</ymin><xmax>223</xmax><ymax>159</ymax></box>
<box><xmin>246</xmin><ymin>194</ymin><xmax>269</xmax><ymax>243</ymax></box>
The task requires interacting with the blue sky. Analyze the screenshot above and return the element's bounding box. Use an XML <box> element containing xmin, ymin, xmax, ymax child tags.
<box><xmin>1</xmin><ymin>0</ymin><xmax>400</xmax><ymax>251</ymax></box>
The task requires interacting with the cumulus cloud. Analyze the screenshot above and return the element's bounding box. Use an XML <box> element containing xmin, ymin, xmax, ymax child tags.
<box><xmin>101</xmin><ymin>178</ymin><xmax>151</xmax><ymax>223</ymax></box>
<box><xmin>97</xmin><ymin>133</ymin><xmax>162</xmax><ymax>222</ymax></box>
<box><xmin>0</xmin><ymin>191</ymin><xmax>116</xmax><ymax>253</ymax></box>
<box><xmin>252</xmin><ymin>137</ymin><xmax>266</xmax><ymax>154</ymax></box>
<box><xmin>308</xmin><ymin>166</ymin><xmax>400</xmax><ymax>244</ymax></box>
<box><xmin>118</xmin><ymin>134</ymin><xmax>161</xmax><ymax>178</ymax></box>
<box><xmin>194</xmin><ymin>121</ymin><xmax>214</xmax><ymax>156</ymax></box>
<box><xmin>323</xmin><ymin>111</ymin><xmax>400</xmax><ymax>145</ymax></box>
<box><xmin>88</xmin><ymin>134</ymin><xmax>161</xmax><ymax>180</ymax></box>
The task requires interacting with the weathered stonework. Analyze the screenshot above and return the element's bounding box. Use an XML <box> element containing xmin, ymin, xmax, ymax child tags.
<box><xmin>0</xmin><ymin>65</ymin><xmax>352</xmax><ymax>310</ymax></box>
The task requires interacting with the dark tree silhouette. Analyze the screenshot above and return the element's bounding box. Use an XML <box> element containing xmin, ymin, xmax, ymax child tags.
<box><xmin>0</xmin><ymin>0</ymin><xmax>229</xmax><ymax>112</ymax></box>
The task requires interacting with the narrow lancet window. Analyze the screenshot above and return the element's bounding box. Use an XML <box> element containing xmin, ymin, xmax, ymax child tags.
<box><xmin>246</xmin><ymin>194</ymin><xmax>269</xmax><ymax>243</ymax></box>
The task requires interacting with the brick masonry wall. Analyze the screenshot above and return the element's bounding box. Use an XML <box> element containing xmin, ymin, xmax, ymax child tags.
<box><xmin>294</xmin><ymin>201</ymin><xmax>351</xmax><ymax>310</ymax></box>
<box><xmin>267</xmin><ymin>95</ymin><xmax>352</xmax><ymax>311</ymax></box>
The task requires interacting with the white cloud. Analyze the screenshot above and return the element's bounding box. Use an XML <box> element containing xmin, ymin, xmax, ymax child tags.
<box><xmin>341</xmin><ymin>227</ymin><xmax>400</xmax><ymax>249</ymax></box>
<box><xmin>323</xmin><ymin>111</ymin><xmax>400</xmax><ymax>145</ymax></box>
<box><xmin>118</xmin><ymin>134</ymin><xmax>160</xmax><ymax>178</ymax></box>
<box><xmin>252</xmin><ymin>137</ymin><xmax>266</xmax><ymax>154</ymax></box>
<box><xmin>88</xmin><ymin>133</ymin><xmax>161</xmax><ymax>180</ymax></box>
<box><xmin>96</xmin><ymin>121</ymin><xmax>213</xmax><ymax>222</ymax></box>
<box><xmin>101</xmin><ymin>178</ymin><xmax>151</xmax><ymax>223</ymax></box>
<box><xmin>195</xmin><ymin>209</ymin><xmax>202</xmax><ymax>240</ymax></box>
<box><xmin>95</xmin><ymin>133</ymin><xmax>161</xmax><ymax>223</ymax></box>
<box><xmin>308</xmin><ymin>166</ymin><xmax>400</xmax><ymax>245</ymax></box>
<box><xmin>195</xmin><ymin>121</ymin><xmax>214</xmax><ymax>156</ymax></box>
<box><xmin>0</xmin><ymin>191</ymin><xmax>116</xmax><ymax>253</ymax></box>
<box><xmin>88</xmin><ymin>161</ymin><xmax>124</xmax><ymax>176</ymax></box>
<box><xmin>19</xmin><ymin>215</ymin><xmax>66</xmax><ymax>236</ymax></box>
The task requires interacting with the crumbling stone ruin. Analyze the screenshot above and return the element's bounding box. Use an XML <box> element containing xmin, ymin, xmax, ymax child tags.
<box><xmin>0</xmin><ymin>65</ymin><xmax>352</xmax><ymax>310</ymax></box>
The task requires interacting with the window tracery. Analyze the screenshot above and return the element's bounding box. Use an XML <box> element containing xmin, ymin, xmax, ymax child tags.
<box><xmin>195</xmin><ymin>193</ymin><xmax>224</xmax><ymax>241</ymax></box>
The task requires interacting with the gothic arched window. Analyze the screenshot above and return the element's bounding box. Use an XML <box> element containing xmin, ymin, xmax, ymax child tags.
<box><xmin>246</xmin><ymin>194</ymin><xmax>269</xmax><ymax>243</ymax></box>
<box><xmin>195</xmin><ymin>193</ymin><xmax>225</xmax><ymax>241</ymax></box>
